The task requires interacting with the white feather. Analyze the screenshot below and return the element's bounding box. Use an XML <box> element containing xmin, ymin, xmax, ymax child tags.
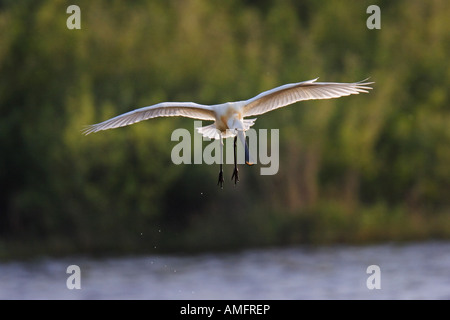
<box><xmin>197</xmin><ymin>119</ymin><xmax>257</xmax><ymax>139</ymax></box>
<box><xmin>83</xmin><ymin>102</ymin><xmax>215</xmax><ymax>135</ymax></box>
<box><xmin>242</xmin><ymin>78</ymin><xmax>373</xmax><ymax>117</ymax></box>
<box><xmin>83</xmin><ymin>79</ymin><xmax>373</xmax><ymax>136</ymax></box>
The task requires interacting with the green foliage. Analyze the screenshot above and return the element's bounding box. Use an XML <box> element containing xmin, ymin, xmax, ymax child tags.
<box><xmin>1</xmin><ymin>0</ymin><xmax>450</xmax><ymax>258</ymax></box>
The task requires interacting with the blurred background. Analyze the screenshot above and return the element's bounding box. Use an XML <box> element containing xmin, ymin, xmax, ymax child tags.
<box><xmin>0</xmin><ymin>0</ymin><xmax>449</xmax><ymax>299</ymax></box>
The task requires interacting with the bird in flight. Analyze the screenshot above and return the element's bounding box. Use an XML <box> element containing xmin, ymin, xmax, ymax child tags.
<box><xmin>83</xmin><ymin>78</ymin><xmax>373</xmax><ymax>188</ymax></box>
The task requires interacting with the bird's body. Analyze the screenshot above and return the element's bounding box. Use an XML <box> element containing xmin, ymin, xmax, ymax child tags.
<box><xmin>214</xmin><ymin>102</ymin><xmax>242</xmax><ymax>132</ymax></box>
<box><xmin>83</xmin><ymin>78</ymin><xmax>373</xmax><ymax>187</ymax></box>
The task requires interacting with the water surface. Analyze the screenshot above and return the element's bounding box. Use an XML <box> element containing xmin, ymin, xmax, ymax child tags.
<box><xmin>0</xmin><ymin>241</ymin><xmax>449</xmax><ymax>299</ymax></box>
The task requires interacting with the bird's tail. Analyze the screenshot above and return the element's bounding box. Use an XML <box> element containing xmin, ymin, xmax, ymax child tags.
<box><xmin>196</xmin><ymin>118</ymin><xmax>257</xmax><ymax>140</ymax></box>
<box><xmin>196</xmin><ymin>123</ymin><xmax>221</xmax><ymax>139</ymax></box>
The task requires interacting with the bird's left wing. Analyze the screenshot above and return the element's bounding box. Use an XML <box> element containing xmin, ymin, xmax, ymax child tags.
<box><xmin>83</xmin><ymin>102</ymin><xmax>215</xmax><ymax>135</ymax></box>
<box><xmin>243</xmin><ymin>79</ymin><xmax>373</xmax><ymax>117</ymax></box>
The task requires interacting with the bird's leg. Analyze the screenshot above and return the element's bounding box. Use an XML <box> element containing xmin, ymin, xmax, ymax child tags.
<box><xmin>218</xmin><ymin>163</ymin><xmax>224</xmax><ymax>188</ymax></box>
<box><xmin>217</xmin><ymin>135</ymin><xmax>224</xmax><ymax>188</ymax></box>
<box><xmin>237</xmin><ymin>130</ymin><xmax>253</xmax><ymax>166</ymax></box>
<box><xmin>231</xmin><ymin>136</ymin><xmax>239</xmax><ymax>185</ymax></box>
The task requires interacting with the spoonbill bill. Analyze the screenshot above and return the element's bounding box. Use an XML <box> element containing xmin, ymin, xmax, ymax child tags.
<box><xmin>83</xmin><ymin>78</ymin><xmax>373</xmax><ymax>187</ymax></box>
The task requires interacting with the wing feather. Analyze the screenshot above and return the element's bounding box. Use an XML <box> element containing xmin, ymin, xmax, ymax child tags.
<box><xmin>243</xmin><ymin>79</ymin><xmax>373</xmax><ymax>117</ymax></box>
<box><xmin>83</xmin><ymin>102</ymin><xmax>215</xmax><ymax>135</ymax></box>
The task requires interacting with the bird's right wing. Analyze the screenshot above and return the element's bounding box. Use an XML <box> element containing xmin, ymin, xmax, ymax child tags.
<box><xmin>83</xmin><ymin>102</ymin><xmax>215</xmax><ymax>135</ymax></box>
<box><xmin>243</xmin><ymin>79</ymin><xmax>373</xmax><ymax>117</ymax></box>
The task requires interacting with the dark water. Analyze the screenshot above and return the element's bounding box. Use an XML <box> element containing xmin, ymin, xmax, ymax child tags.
<box><xmin>1</xmin><ymin>241</ymin><xmax>449</xmax><ymax>299</ymax></box>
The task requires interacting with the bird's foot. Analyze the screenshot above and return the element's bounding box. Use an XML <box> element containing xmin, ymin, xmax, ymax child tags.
<box><xmin>231</xmin><ymin>167</ymin><xmax>239</xmax><ymax>185</ymax></box>
<box><xmin>217</xmin><ymin>171</ymin><xmax>224</xmax><ymax>189</ymax></box>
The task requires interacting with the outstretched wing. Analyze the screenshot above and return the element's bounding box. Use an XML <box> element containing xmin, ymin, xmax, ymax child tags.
<box><xmin>83</xmin><ymin>102</ymin><xmax>215</xmax><ymax>135</ymax></box>
<box><xmin>243</xmin><ymin>79</ymin><xmax>373</xmax><ymax>117</ymax></box>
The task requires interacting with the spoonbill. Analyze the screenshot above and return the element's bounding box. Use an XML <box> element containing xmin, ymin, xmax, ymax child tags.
<box><xmin>83</xmin><ymin>78</ymin><xmax>373</xmax><ymax>187</ymax></box>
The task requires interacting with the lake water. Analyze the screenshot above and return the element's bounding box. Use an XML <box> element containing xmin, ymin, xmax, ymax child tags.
<box><xmin>0</xmin><ymin>241</ymin><xmax>449</xmax><ymax>299</ymax></box>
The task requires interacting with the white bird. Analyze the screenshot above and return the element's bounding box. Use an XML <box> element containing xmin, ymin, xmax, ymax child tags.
<box><xmin>83</xmin><ymin>78</ymin><xmax>373</xmax><ymax>187</ymax></box>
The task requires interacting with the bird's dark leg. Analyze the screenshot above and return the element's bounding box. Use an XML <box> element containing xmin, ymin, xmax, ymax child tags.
<box><xmin>218</xmin><ymin>162</ymin><xmax>224</xmax><ymax>188</ymax></box>
<box><xmin>217</xmin><ymin>135</ymin><xmax>224</xmax><ymax>188</ymax></box>
<box><xmin>231</xmin><ymin>136</ymin><xmax>239</xmax><ymax>185</ymax></box>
